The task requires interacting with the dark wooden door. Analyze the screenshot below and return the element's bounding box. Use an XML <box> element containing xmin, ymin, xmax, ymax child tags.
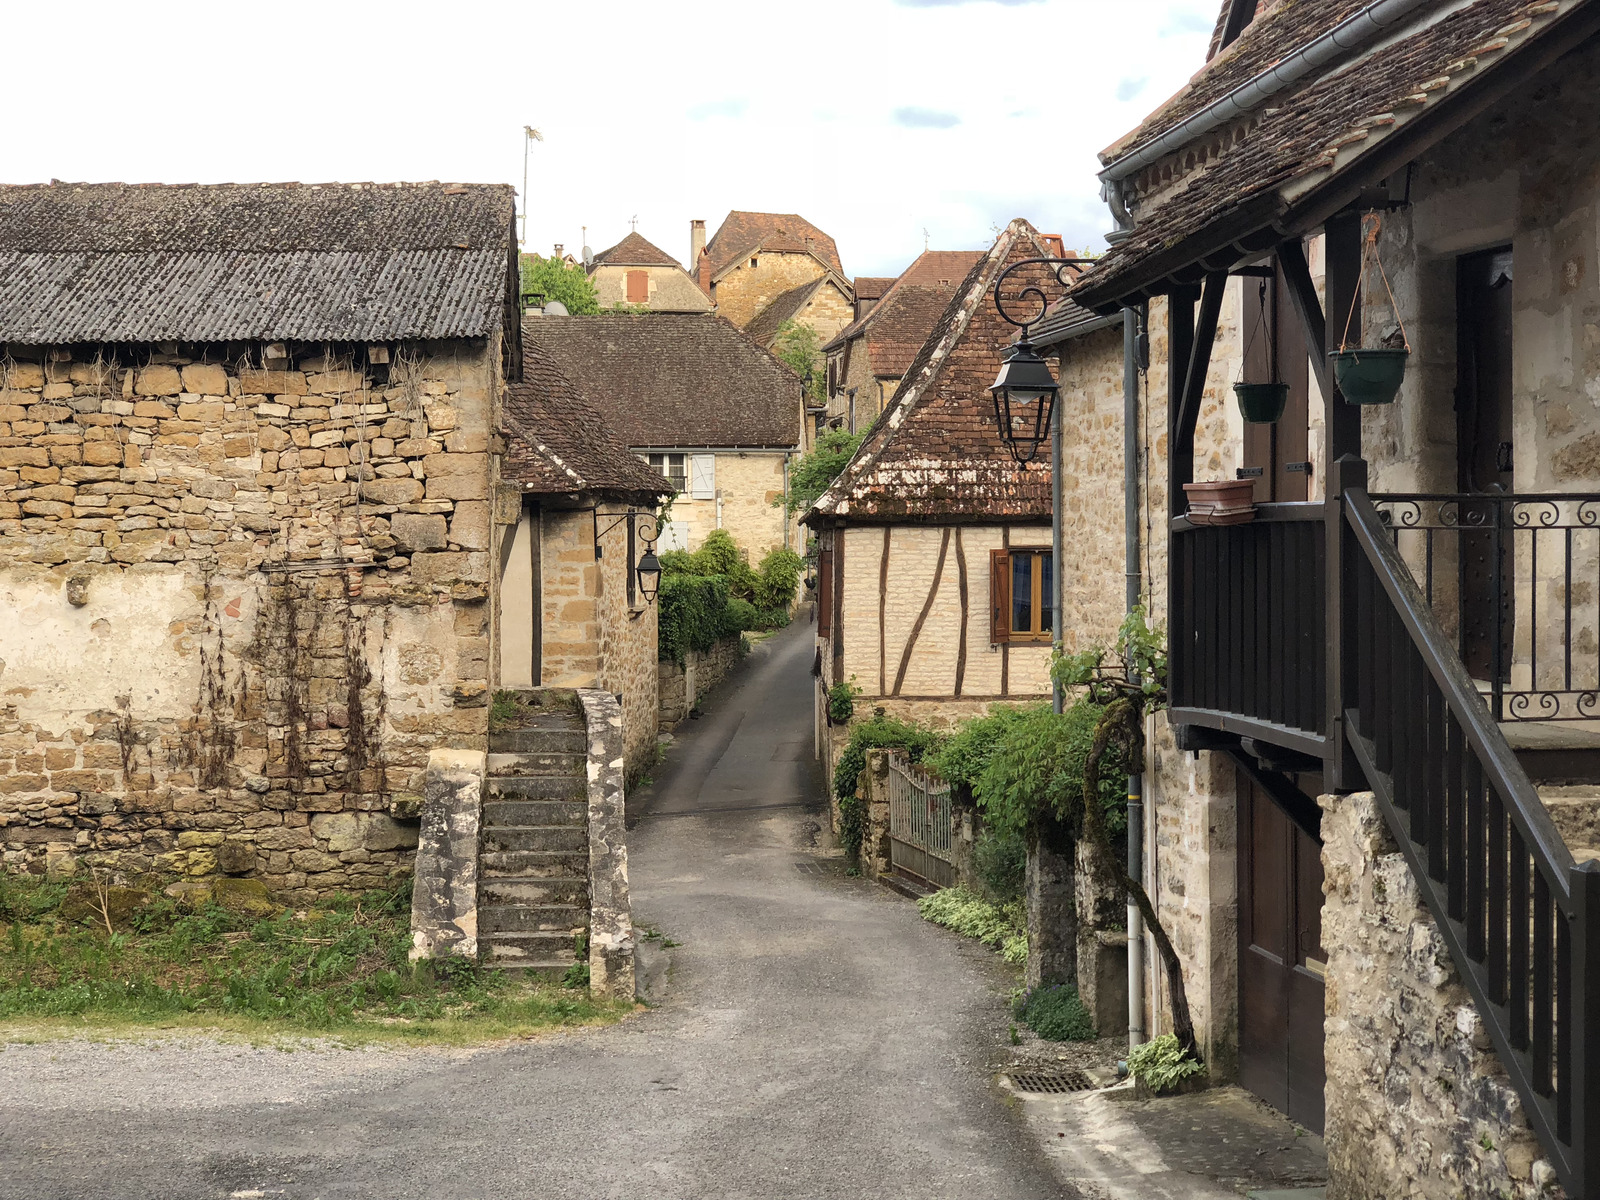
<box><xmin>1456</xmin><ymin>247</ymin><xmax>1515</xmax><ymax>681</ymax></box>
<box><xmin>1237</xmin><ymin>769</ymin><xmax>1326</xmax><ymax>1133</ymax></box>
<box><xmin>1241</xmin><ymin>260</ymin><xmax>1311</xmax><ymax>503</ymax></box>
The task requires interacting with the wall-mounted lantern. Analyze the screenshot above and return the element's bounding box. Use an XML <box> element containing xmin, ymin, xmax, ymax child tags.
<box><xmin>593</xmin><ymin>508</ymin><xmax>665</xmax><ymax>607</ymax></box>
<box><xmin>988</xmin><ymin>255</ymin><xmax>1099</xmax><ymax>464</ymax></box>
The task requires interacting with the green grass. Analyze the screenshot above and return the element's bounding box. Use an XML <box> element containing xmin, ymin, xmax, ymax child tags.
<box><xmin>0</xmin><ymin>873</ymin><xmax>631</xmax><ymax>1045</ymax></box>
<box><xmin>916</xmin><ymin>886</ymin><xmax>1028</xmax><ymax>964</ymax></box>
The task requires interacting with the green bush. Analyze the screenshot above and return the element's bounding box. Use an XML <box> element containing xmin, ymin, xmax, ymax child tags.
<box><xmin>1014</xmin><ymin>983</ymin><xmax>1097</xmax><ymax>1041</ymax></box>
<box><xmin>917</xmin><ymin>886</ymin><xmax>1027</xmax><ymax>963</ymax></box>
<box><xmin>657</xmin><ymin>574</ymin><xmax>733</xmax><ymax>665</ymax></box>
<box><xmin>724</xmin><ymin>597</ymin><xmax>758</xmax><ymax>635</ymax></box>
<box><xmin>657</xmin><ymin>532</ymin><xmax>801</xmax><ymax>655</ymax></box>
<box><xmin>1126</xmin><ymin>1032</ymin><xmax>1205</xmax><ymax>1092</ymax></box>
<box><xmin>973</xmin><ymin>824</ymin><xmax>1027</xmax><ymax>903</ymax></box>
<box><xmin>753</xmin><ymin>547</ymin><xmax>803</xmax><ymax>611</ymax></box>
<box><xmin>832</xmin><ymin>715</ymin><xmax>941</xmax><ymax>858</ymax></box>
<box><xmin>754</xmin><ymin>607</ymin><xmax>791</xmax><ymax>630</ymax></box>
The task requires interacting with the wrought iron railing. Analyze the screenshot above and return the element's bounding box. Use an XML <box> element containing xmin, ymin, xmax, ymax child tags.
<box><xmin>1372</xmin><ymin>491</ymin><xmax>1600</xmax><ymax>722</ymax></box>
<box><xmin>886</xmin><ymin>754</ymin><xmax>955</xmax><ymax>889</ymax></box>
<box><xmin>1343</xmin><ymin>481</ymin><xmax>1600</xmax><ymax>1196</ymax></box>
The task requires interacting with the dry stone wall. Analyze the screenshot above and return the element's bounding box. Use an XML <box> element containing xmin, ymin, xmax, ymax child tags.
<box><xmin>0</xmin><ymin>342</ymin><xmax>498</xmax><ymax>902</ymax></box>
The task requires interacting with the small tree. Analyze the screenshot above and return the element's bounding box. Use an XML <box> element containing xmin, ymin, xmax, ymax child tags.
<box><xmin>772</xmin><ymin>319</ymin><xmax>826</xmax><ymax>406</ymax></box>
<box><xmin>520</xmin><ymin>254</ymin><xmax>600</xmax><ymax>314</ymax></box>
<box><xmin>781</xmin><ymin>428</ymin><xmax>864</xmax><ymax>518</ymax></box>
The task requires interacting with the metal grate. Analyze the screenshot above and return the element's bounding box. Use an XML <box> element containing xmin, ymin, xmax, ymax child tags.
<box><xmin>1007</xmin><ymin>1069</ymin><xmax>1096</xmax><ymax>1094</ymax></box>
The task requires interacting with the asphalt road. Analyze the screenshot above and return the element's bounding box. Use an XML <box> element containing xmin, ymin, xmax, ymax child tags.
<box><xmin>0</xmin><ymin>620</ymin><xmax>1064</xmax><ymax>1200</ymax></box>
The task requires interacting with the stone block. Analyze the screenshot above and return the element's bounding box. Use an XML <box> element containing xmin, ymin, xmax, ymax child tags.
<box><xmin>425</xmin><ymin>473</ymin><xmax>489</xmax><ymax>502</ymax></box>
<box><xmin>238</xmin><ymin>370</ymin><xmax>306</xmax><ymax>396</ymax></box>
<box><xmin>82</xmin><ymin>441</ymin><xmax>125</xmax><ymax>466</ymax></box>
<box><xmin>391</xmin><ymin>513</ymin><xmax>449</xmax><ymax>553</ymax></box>
<box><xmin>448</xmin><ymin>500</ymin><xmax>490</xmax><ymax>550</ymax></box>
<box><xmin>409</xmin><ymin>748</ymin><xmax>484</xmax><ymax>961</ymax></box>
<box><xmin>3</xmin><ymin>362</ymin><xmax>44</xmax><ymax>388</ymax></box>
<box><xmin>180</xmin><ymin>363</ymin><xmax>229</xmax><ymax>395</ymax></box>
<box><xmin>308</xmin><ymin>370</ymin><xmax>365</xmax><ymax>394</ymax></box>
<box><xmin>176</xmin><ymin>400</ymin><xmax>225</xmax><ymax>423</ymax></box>
<box><xmin>215</xmin><ymin>839</ymin><xmax>257</xmax><ymax>875</ymax></box>
<box><xmin>411</xmin><ymin>550</ymin><xmax>468</xmax><ymax>583</ymax></box>
<box><xmin>362</xmin><ymin>814</ymin><xmax>420</xmax><ymax>852</ymax></box>
<box><xmin>135</xmin><ymin>365</ymin><xmax>183</xmax><ymax>396</ymax></box>
<box><xmin>360</xmin><ymin>478</ymin><xmax>424</xmax><ymax>505</ymax></box>
<box><xmin>310</xmin><ymin>812</ymin><xmax>361</xmax><ymax>853</ymax></box>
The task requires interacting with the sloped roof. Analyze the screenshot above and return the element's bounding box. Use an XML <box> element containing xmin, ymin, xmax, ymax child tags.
<box><xmin>502</xmin><ymin>337</ymin><xmax>672</xmax><ymax>498</ymax></box>
<box><xmin>1074</xmin><ymin>0</ymin><xmax>1596</xmax><ymax>308</ymax></box>
<box><xmin>522</xmin><ymin>314</ymin><xmax>801</xmax><ymax>449</ymax></box>
<box><xmin>807</xmin><ymin>221</ymin><xmax>1061</xmax><ymax>523</ymax></box>
<box><xmin>0</xmin><ymin>181</ymin><xmax>516</xmax><ymax>343</ymax></box>
<box><xmin>823</xmin><ymin>249</ymin><xmax>984</xmax><ymax>376</ymax></box>
<box><xmin>853</xmin><ymin>276</ymin><xmax>897</xmax><ymax>301</ymax></box>
<box><xmin>745</xmin><ymin>279</ymin><xmax>829</xmax><ymax>348</ymax></box>
<box><xmin>703</xmin><ymin>211</ymin><xmax>843</xmax><ymax>278</ymax></box>
<box><xmin>590</xmin><ymin>231</ymin><xmax>682</xmax><ymax>269</ymax></box>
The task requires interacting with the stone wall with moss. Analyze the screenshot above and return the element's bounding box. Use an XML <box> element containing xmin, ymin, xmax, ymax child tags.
<box><xmin>0</xmin><ymin>339</ymin><xmax>500</xmax><ymax>903</ymax></box>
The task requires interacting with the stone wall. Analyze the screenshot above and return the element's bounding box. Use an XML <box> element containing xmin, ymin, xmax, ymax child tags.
<box><xmin>1321</xmin><ymin>790</ymin><xmax>1557</xmax><ymax>1200</ymax></box>
<box><xmin>658</xmin><ymin>450</ymin><xmax>796</xmax><ymax>559</ymax></box>
<box><xmin>712</xmin><ymin>252</ymin><xmax>828</xmax><ymax>329</ymax></box>
<box><xmin>787</xmin><ymin>280</ymin><xmax>855</xmax><ymax>346</ymax></box>
<box><xmin>588</xmin><ymin>264</ymin><xmax>712</xmax><ymax>313</ymax></box>
<box><xmin>658</xmin><ymin>634</ymin><xmax>744</xmax><ymax>729</ymax></box>
<box><xmin>0</xmin><ymin>341</ymin><xmax>499</xmax><ymax>902</ymax></box>
<box><xmin>827</xmin><ymin>336</ymin><xmax>898</xmax><ymax>433</ymax></box>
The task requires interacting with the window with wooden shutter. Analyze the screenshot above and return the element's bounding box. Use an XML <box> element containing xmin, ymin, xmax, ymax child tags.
<box><xmin>817</xmin><ymin>549</ymin><xmax>834</xmax><ymax>639</ymax></box>
<box><xmin>990</xmin><ymin>546</ymin><xmax>1053</xmax><ymax>644</ymax></box>
<box><xmin>626</xmin><ymin>270</ymin><xmax>649</xmax><ymax>303</ymax></box>
<box><xmin>990</xmin><ymin>549</ymin><xmax>1010</xmax><ymax>644</ymax></box>
<box><xmin>688</xmin><ymin>454</ymin><xmax>716</xmax><ymax>499</ymax></box>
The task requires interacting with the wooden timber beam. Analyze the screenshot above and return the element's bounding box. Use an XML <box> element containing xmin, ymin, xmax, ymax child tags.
<box><xmin>1277</xmin><ymin>237</ymin><xmax>1332</xmax><ymax>404</ymax></box>
<box><xmin>1169</xmin><ymin>271</ymin><xmax>1228</xmax><ymax>517</ymax></box>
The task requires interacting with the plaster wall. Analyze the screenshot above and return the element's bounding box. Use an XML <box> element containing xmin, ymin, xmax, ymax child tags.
<box><xmin>657</xmin><ymin>450</ymin><xmax>795</xmax><ymax>559</ymax></box>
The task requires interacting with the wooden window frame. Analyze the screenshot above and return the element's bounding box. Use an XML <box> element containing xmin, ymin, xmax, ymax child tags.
<box><xmin>990</xmin><ymin>546</ymin><xmax>1052</xmax><ymax>645</ymax></box>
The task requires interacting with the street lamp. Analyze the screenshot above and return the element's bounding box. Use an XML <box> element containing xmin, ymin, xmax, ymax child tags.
<box><xmin>636</xmin><ymin>545</ymin><xmax>662</xmax><ymax>605</ymax></box>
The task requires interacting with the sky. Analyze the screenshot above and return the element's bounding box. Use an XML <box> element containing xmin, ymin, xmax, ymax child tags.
<box><xmin>5</xmin><ymin>0</ymin><xmax>1218</xmax><ymax>279</ymax></box>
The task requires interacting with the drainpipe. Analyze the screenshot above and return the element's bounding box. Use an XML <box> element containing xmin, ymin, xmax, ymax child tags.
<box><xmin>1051</xmin><ymin>380</ymin><xmax>1064</xmax><ymax>716</ymax></box>
<box><xmin>782</xmin><ymin>453</ymin><xmax>792</xmax><ymax>553</ymax></box>
<box><xmin>1123</xmin><ymin>304</ymin><xmax>1145</xmax><ymax>1050</ymax></box>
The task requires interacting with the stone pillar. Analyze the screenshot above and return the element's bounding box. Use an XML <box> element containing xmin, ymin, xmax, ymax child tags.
<box><xmin>1075</xmin><ymin>836</ymin><xmax>1129</xmax><ymax>1031</ymax></box>
<box><xmin>409</xmin><ymin>748</ymin><xmax>485</xmax><ymax>960</ymax></box>
<box><xmin>864</xmin><ymin>750</ymin><xmax>892</xmax><ymax>879</ymax></box>
<box><xmin>1026</xmin><ymin>818</ymin><xmax>1077</xmax><ymax>989</ymax></box>
<box><xmin>579</xmin><ymin>689</ymin><xmax>635</xmax><ymax>1000</ymax></box>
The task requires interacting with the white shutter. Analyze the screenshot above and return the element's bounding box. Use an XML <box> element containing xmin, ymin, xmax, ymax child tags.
<box><xmin>658</xmin><ymin>519</ymin><xmax>688</xmax><ymax>552</ymax></box>
<box><xmin>689</xmin><ymin>454</ymin><xmax>716</xmax><ymax>499</ymax></box>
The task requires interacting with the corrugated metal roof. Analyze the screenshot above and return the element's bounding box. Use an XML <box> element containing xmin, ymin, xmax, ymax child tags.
<box><xmin>0</xmin><ymin>182</ymin><xmax>515</xmax><ymax>343</ymax></box>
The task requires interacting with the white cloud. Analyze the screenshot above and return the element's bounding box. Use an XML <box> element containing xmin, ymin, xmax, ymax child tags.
<box><xmin>2</xmin><ymin>0</ymin><xmax>1215</xmax><ymax>278</ymax></box>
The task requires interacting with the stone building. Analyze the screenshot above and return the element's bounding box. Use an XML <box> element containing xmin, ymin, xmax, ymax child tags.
<box><xmin>498</xmin><ymin>337</ymin><xmax>671</xmax><ymax>777</ymax></box>
<box><xmin>1054</xmin><ymin>0</ymin><xmax>1600</xmax><ymax>1195</ymax></box>
<box><xmin>804</xmin><ymin>220</ymin><xmax>1066</xmax><ymax>750</ymax></box>
<box><xmin>695</xmin><ymin>211</ymin><xmax>855</xmax><ymax>342</ymax></box>
<box><xmin>522</xmin><ymin>314</ymin><xmax>803</xmax><ymax>558</ymax></box>
<box><xmin>585</xmin><ymin>231</ymin><xmax>713</xmax><ymax>314</ymax></box>
<box><xmin>821</xmin><ymin>250</ymin><xmax>984</xmax><ymax>436</ymax></box>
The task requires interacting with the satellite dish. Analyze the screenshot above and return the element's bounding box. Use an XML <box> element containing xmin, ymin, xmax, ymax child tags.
<box><xmin>543</xmin><ymin>300</ymin><xmax>570</xmax><ymax>316</ymax></box>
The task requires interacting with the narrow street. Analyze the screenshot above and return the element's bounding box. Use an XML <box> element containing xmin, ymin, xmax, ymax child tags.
<box><xmin>0</xmin><ymin>619</ymin><xmax>1065</xmax><ymax>1200</ymax></box>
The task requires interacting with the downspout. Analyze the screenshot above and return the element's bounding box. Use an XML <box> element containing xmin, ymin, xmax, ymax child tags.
<box><xmin>1123</xmin><ymin>304</ymin><xmax>1145</xmax><ymax>1049</ymax></box>
<box><xmin>1051</xmin><ymin>377</ymin><xmax>1064</xmax><ymax>716</ymax></box>
<box><xmin>782</xmin><ymin>453</ymin><xmax>792</xmax><ymax>553</ymax></box>
<box><xmin>1099</xmin><ymin>0</ymin><xmax>1439</xmax><ymax>241</ymax></box>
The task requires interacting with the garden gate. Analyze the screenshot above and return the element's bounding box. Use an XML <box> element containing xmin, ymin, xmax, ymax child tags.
<box><xmin>886</xmin><ymin>754</ymin><xmax>955</xmax><ymax>888</ymax></box>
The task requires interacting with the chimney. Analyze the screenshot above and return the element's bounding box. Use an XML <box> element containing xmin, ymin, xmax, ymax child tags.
<box><xmin>689</xmin><ymin>219</ymin><xmax>706</xmax><ymax>270</ymax></box>
<box><xmin>553</xmin><ymin>243</ymin><xmax>564</xmax><ymax>260</ymax></box>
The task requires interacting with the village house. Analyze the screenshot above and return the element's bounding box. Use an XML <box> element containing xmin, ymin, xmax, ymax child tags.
<box><xmin>584</xmin><ymin>231</ymin><xmax>713</xmax><ymax>314</ymax></box>
<box><xmin>694</xmin><ymin>211</ymin><xmax>856</xmax><ymax>344</ymax></box>
<box><xmin>522</xmin><ymin>313</ymin><xmax>803</xmax><ymax>558</ymax></box>
<box><xmin>1046</xmin><ymin>0</ymin><xmax>1600</xmax><ymax>1195</ymax></box>
<box><xmin>821</xmin><ymin>249</ymin><xmax>985</xmax><ymax>435</ymax></box>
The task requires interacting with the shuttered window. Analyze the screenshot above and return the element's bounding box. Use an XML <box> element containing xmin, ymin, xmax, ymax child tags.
<box><xmin>688</xmin><ymin>454</ymin><xmax>716</xmax><ymax>499</ymax></box>
<box><xmin>989</xmin><ymin>547</ymin><xmax>1053</xmax><ymax>644</ymax></box>
<box><xmin>626</xmin><ymin>270</ymin><xmax>649</xmax><ymax>303</ymax></box>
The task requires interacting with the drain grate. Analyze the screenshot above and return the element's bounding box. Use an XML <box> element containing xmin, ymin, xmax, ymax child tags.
<box><xmin>1008</xmin><ymin>1069</ymin><xmax>1096</xmax><ymax>1094</ymax></box>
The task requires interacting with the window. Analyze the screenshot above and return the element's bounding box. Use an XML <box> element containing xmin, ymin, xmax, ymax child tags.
<box><xmin>990</xmin><ymin>547</ymin><xmax>1053</xmax><ymax>644</ymax></box>
<box><xmin>750</xmin><ymin>257</ymin><xmax>759</xmax><ymax>269</ymax></box>
<box><xmin>625</xmin><ymin>270</ymin><xmax>649</xmax><ymax>304</ymax></box>
<box><xmin>688</xmin><ymin>454</ymin><xmax>716</xmax><ymax>499</ymax></box>
<box><xmin>648</xmin><ymin>452</ymin><xmax>688</xmax><ymax>493</ymax></box>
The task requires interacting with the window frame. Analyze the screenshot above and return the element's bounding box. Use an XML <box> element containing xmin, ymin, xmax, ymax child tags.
<box><xmin>989</xmin><ymin>545</ymin><xmax>1053</xmax><ymax>645</ymax></box>
<box><xmin>647</xmin><ymin>452</ymin><xmax>688</xmax><ymax>493</ymax></box>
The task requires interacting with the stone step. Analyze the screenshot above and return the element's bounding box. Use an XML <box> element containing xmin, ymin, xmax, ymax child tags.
<box><xmin>1503</xmin><ymin>722</ymin><xmax>1600</xmax><ymax>785</ymax></box>
<box><xmin>1535</xmin><ymin>785</ymin><xmax>1600</xmax><ymax>849</ymax></box>
<box><xmin>481</xmin><ymin>825</ymin><xmax>588</xmax><ymax>854</ymax></box>
<box><xmin>488</xmin><ymin>750</ymin><xmax>586</xmax><ymax>777</ymax></box>
<box><xmin>481</xmin><ymin>931</ymin><xmax>581</xmax><ymax>965</ymax></box>
<box><xmin>481</xmin><ymin>799</ymin><xmax>587</xmax><ymax>828</ymax></box>
<box><xmin>489</xmin><ymin>721</ymin><xmax>585</xmax><ymax>756</ymax></box>
<box><xmin>479</xmin><ymin>903</ymin><xmax>587</xmax><ymax>935</ymax></box>
<box><xmin>479</xmin><ymin>877</ymin><xmax>589</xmax><ymax>907</ymax></box>
<box><xmin>481</xmin><ymin>849</ymin><xmax>588</xmax><ymax>879</ymax></box>
<box><xmin>487</xmin><ymin>774</ymin><xmax>585</xmax><ymax>802</ymax></box>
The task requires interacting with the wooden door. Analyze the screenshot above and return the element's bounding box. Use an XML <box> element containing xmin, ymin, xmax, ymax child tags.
<box><xmin>1240</xmin><ymin>260</ymin><xmax>1311</xmax><ymax>502</ymax></box>
<box><xmin>1456</xmin><ymin>247</ymin><xmax>1515</xmax><ymax>681</ymax></box>
<box><xmin>1237</xmin><ymin>769</ymin><xmax>1326</xmax><ymax>1133</ymax></box>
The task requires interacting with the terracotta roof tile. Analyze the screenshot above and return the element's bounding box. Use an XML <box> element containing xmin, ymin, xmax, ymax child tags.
<box><xmin>853</xmin><ymin>276</ymin><xmax>897</xmax><ymax>300</ymax></box>
<box><xmin>590</xmin><ymin>231</ymin><xmax>682</xmax><ymax>268</ymax></box>
<box><xmin>703</xmin><ymin>210</ymin><xmax>843</xmax><ymax>278</ymax></box>
<box><xmin>823</xmin><ymin>250</ymin><xmax>984</xmax><ymax>374</ymax></box>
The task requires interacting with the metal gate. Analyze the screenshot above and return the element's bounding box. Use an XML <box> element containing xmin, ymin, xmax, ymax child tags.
<box><xmin>887</xmin><ymin>755</ymin><xmax>955</xmax><ymax>888</ymax></box>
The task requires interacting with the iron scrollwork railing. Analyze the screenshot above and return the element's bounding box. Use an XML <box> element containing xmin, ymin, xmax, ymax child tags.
<box><xmin>1373</xmin><ymin>492</ymin><xmax>1600</xmax><ymax>722</ymax></box>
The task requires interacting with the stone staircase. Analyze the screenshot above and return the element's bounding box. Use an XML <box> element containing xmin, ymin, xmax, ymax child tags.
<box><xmin>480</xmin><ymin>702</ymin><xmax>590</xmax><ymax>977</ymax></box>
<box><xmin>1506</xmin><ymin>721</ymin><xmax>1600</xmax><ymax>866</ymax></box>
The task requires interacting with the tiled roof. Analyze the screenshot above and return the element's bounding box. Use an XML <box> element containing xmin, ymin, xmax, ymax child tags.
<box><xmin>1075</xmin><ymin>0</ymin><xmax>1590</xmax><ymax>308</ymax></box>
<box><xmin>0</xmin><ymin>181</ymin><xmax>516</xmax><ymax>342</ymax></box>
<box><xmin>853</xmin><ymin>276</ymin><xmax>897</xmax><ymax>300</ymax></box>
<box><xmin>807</xmin><ymin>221</ymin><xmax>1061</xmax><ymax>523</ymax></box>
<box><xmin>591</xmin><ymin>231</ymin><xmax>682</xmax><ymax>269</ymax></box>
<box><xmin>823</xmin><ymin>249</ymin><xmax>984</xmax><ymax>375</ymax></box>
<box><xmin>703</xmin><ymin>211</ymin><xmax>844</xmax><ymax>278</ymax></box>
<box><xmin>522</xmin><ymin>314</ymin><xmax>802</xmax><ymax>449</ymax></box>
<box><xmin>745</xmin><ymin>278</ymin><xmax>830</xmax><ymax>348</ymax></box>
<box><xmin>502</xmin><ymin>337</ymin><xmax>672</xmax><ymax>497</ymax></box>
<box><xmin>1029</xmin><ymin>294</ymin><xmax>1125</xmax><ymax>348</ymax></box>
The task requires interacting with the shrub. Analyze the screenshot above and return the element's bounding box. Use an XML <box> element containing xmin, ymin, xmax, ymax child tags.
<box><xmin>657</xmin><ymin>573</ymin><xmax>732</xmax><ymax>664</ymax></box>
<box><xmin>753</xmin><ymin>547</ymin><xmax>803</xmax><ymax>611</ymax></box>
<box><xmin>1126</xmin><ymin>1032</ymin><xmax>1205</xmax><ymax>1092</ymax></box>
<box><xmin>917</xmin><ymin>886</ymin><xmax>1027</xmax><ymax>963</ymax></box>
<box><xmin>963</xmin><ymin>699</ymin><xmax>1129</xmax><ymax>840</ymax></box>
<box><xmin>754</xmin><ymin>607</ymin><xmax>791</xmax><ymax>630</ymax></box>
<box><xmin>826</xmin><ymin>676</ymin><xmax>860</xmax><ymax>724</ymax></box>
<box><xmin>1014</xmin><ymin>983</ymin><xmax>1097</xmax><ymax>1041</ymax></box>
<box><xmin>973</xmin><ymin>824</ymin><xmax>1027</xmax><ymax>903</ymax></box>
<box><xmin>724</xmin><ymin>597</ymin><xmax>758</xmax><ymax>636</ymax></box>
<box><xmin>832</xmin><ymin>714</ymin><xmax>941</xmax><ymax>858</ymax></box>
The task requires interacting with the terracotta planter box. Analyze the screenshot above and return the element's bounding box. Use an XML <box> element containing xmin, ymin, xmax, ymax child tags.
<box><xmin>1183</xmin><ymin>480</ymin><xmax>1257</xmax><ymax>527</ymax></box>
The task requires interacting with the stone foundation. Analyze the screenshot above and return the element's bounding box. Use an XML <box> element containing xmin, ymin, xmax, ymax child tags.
<box><xmin>1322</xmin><ymin>790</ymin><xmax>1561</xmax><ymax>1200</ymax></box>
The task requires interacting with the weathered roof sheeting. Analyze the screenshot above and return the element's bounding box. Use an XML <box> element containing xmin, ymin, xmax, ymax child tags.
<box><xmin>502</xmin><ymin>336</ymin><xmax>673</xmax><ymax>497</ymax></box>
<box><xmin>807</xmin><ymin>221</ymin><xmax>1060</xmax><ymax>523</ymax></box>
<box><xmin>523</xmin><ymin>314</ymin><xmax>802</xmax><ymax>450</ymax></box>
<box><xmin>0</xmin><ymin>182</ymin><xmax>516</xmax><ymax>343</ymax></box>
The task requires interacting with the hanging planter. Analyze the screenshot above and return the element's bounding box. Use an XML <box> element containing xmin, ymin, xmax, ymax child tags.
<box><xmin>1233</xmin><ymin>381</ymin><xmax>1289</xmax><ymax>424</ymax></box>
<box><xmin>1183</xmin><ymin>480</ymin><xmax>1257</xmax><ymax>526</ymax></box>
<box><xmin>1330</xmin><ymin>215</ymin><xmax>1410</xmax><ymax>406</ymax></box>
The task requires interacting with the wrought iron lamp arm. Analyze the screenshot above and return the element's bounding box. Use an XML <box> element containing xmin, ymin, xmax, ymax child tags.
<box><xmin>992</xmin><ymin>256</ymin><xmax>1101</xmax><ymax>339</ymax></box>
<box><xmin>592</xmin><ymin>508</ymin><xmax>664</xmax><ymax>557</ymax></box>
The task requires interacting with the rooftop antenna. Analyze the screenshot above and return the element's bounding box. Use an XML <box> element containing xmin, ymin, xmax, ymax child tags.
<box><xmin>521</xmin><ymin>126</ymin><xmax>543</xmax><ymax>249</ymax></box>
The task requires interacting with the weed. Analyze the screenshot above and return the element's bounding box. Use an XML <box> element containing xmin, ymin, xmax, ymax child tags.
<box><xmin>917</xmin><ymin>886</ymin><xmax>1027</xmax><ymax>964</ymax></box>
<box><xmin>1126</xmin><ymin>1033</ymin><xmax>1205</xmax><ymax>1093</ymax></box>
<box><xmin>1009</xmin><ymin>1023</ymin><xmax>1021</xmax><ymax>1046</ymax></box>
<box><xmin>1013</xmin><ymin>984</ymin><xmax>1096</xmax><ymax>1042</ymax></box>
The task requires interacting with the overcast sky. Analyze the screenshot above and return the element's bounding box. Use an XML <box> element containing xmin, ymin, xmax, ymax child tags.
<box><xmin>6</xmin><ymin>0</ymin><xmax>1216</xmax><ymax>278</ymax></box>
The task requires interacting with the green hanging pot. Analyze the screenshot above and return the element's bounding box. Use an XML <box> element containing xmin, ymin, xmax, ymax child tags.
<box><xmin>1233</xmin><ymin>381</ymin><xmax>1288</xmax><ymax>424</ymax></box>
<box><xmin>1329</xmin><ymin>348</ymin><xmax>1409</xmax><ymax>405</ymax></box>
